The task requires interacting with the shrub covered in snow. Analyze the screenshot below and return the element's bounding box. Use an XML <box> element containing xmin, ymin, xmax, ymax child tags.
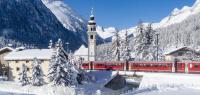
<box><xmin>18</xmin><ymin>64</ymin><xmax>29</xmax><ymax>86</ymax></box>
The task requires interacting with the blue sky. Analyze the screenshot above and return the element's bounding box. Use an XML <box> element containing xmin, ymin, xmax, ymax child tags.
<box><xmin>65</xmin><ymin>0</ymin><xmax>196</xmax><ymax>29</ymax></box>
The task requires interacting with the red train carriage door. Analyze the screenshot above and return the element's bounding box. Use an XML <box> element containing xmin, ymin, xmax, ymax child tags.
<box><xmin>177</xmin><ymin>62</ymin><xmax>185</xmax><ymax>73</ymax></box>
<box><xmin>126</xmin><ymin>61</ymin><xmax>129</xmax><ymax>71</ymax></box>
<box><xmin>90</xmin><ymin>61</ymin><xmax>94</xmax><ymax>70</ymax></box>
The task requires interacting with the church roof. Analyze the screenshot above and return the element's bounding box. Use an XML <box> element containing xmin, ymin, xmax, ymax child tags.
<box><xmin>74</xmin><ymin>45</ymin><xmax>88</xmax><ymax>56</ymax></box>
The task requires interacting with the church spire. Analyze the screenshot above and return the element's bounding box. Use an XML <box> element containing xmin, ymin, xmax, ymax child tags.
<box><xmin>90</xmin><ymin>8</ymin><xmax>95</xmax><ymax>21</ymax></box>
<box><xmin>87</xmin><ymin>8</ymin><xmax>97</xmax><ymax>61</ymax></box>
<box><xmin>91</xmin><ymin>7</ymin><xmax>94</xmax><ymax>16</ymax></box>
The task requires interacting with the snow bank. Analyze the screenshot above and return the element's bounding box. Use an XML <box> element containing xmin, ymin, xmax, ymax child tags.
<box><xmin>0</xmin><ymin>81</ymin><xmax>76</xmax><ymax>95</ymax></box>
<box><xmin>123</xmin><ymin>72</ymin><xmax>200</xmax><ymax>95</ymax></box>
<box><xmin>139</xmin><ymin>73</ymin><xmax>200</xmax><ymax>89</ymax></box>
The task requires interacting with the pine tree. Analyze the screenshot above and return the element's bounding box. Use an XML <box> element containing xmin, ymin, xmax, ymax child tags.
<box><xmin>48</xmin><ymin>39</ymin><xmax>78</xmax><ymax>86</ymax></box>
<box><xmin>32</xmin><ymin>58</ymin><xmax>44</xmax><ymax>86</ymax></box>
<box><xmin>134</xmin><ymin>20</ymin><xmax>146</xmax><ymax>61</ymax></box>
<box><xmin>19</xmin><ymin>64</ymin><xmax>29</xmax><ymax>86</ymax></box>
<box><xmin>122</xmin><ymin>30</ymin><xmax>131</xmax><ymax>61</ymax></box>
<box><xmin>143</xmin><ymin>23</ymin><xmax>155</xmax><ymax>60</ymax></box>
<box><xmin>112</xmin><ymin>29</ymin><xmax>121</xmax><ymax>61</ymax></box>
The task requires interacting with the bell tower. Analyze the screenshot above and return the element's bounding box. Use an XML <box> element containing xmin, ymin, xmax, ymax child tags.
<box><xmin>88</xmin><ymin>8</ymin><xmax>97</xmax><ymax>61</ymax></box>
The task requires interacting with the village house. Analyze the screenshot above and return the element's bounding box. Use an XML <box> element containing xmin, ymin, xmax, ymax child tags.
<box><xmin>164</xmin><ymin>47</ymin><xmax>200</xmax><ymax>61</ymax></box>
<box><xmin>4</xmin><ymin>48</ymin><xmax>60</xmax><ymax>82</ymax></box>
<box><xmin>0</xmin><ymin>47</ymin><xmax>14</xmax><ymax>77</ymax></box>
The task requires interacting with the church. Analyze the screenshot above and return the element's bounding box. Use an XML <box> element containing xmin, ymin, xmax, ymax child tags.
<box><xmin>74</xmin><ymin>9</ymin><xmax>97</xmax><ymax>62</ymax></box>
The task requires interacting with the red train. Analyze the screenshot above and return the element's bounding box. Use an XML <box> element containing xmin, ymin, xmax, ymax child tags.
<box><xmin>82</xmin><ymin>61</ymin><xmax>200</xmax><ymax>73</ymax></box>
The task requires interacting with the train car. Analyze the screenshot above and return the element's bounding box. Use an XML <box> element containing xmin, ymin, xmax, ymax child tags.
<box><xmin>82</xmin><ymin>61</ymin><xmax>90</xmax><ymax>70</ymax></box>
<box><xmin>129</xmin><ymin>61</ymin><xmax>173</xmax><ymax>72</ymax></box>
<box><xmin>188</xmin><ymin>62</ymin><xmax>200</xmax><ymax>73</ymax></box>
<box><xmin>105</xmin><ymin>61</ymin><xmax>125</xmax><ymax>70</ymax></box>
<box><xmin>93</xmin><ymin>61</ymin><xmax>107</xmax><ymax>70</ymax></box>
<box><xmin>82</xmin><ymin>61</ymin><xmax>200</xmax><ymax>74</ymax></box>
<box><xmin>176</xmin><ymin>62</ymin><xmax>185</xmax><ymax>73</ymax></box>
<box><xmin>81</xmin><ymin>61</ymin><xmax>125</xmax><ymax>70</ymax></box>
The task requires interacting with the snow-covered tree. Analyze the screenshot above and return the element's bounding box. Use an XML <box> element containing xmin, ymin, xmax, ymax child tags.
<box><xmin>112</xmin><ymin>29</ymin><xmax>121</xmax><ymax>61</ymax></box>
<box><xmin>143</xmin><ymin>23</ymin><xmax>155</xmax><ymax>60</ymax></box>
<box><xmin>134</xmin><ymin>20</ymin><xmax>146</xmax><ymax>61</ymax></box>
<box><xmin>121</xmin><ymin>30</ymin><xmax>131</xmax><ymax>61</ymax></box>
<box><xmin>32</xmin><ymin>58</ymin><xmax>44</xmax><ymax>86</ymax></box>
<box><xmin>19</xmin><ymin>64</ymin><xmax>29</xmax><ymax>86</ymax></box>
<box><xmin>48</xmin><ymin>39</ymin><xmax>78</xmax><ymax>86</ymax></box>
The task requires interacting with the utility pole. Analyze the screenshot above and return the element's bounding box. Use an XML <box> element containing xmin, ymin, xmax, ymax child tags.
<box><xmin>156</xmin><ymin>33</ymin><xmax>159</xmax><ymax>61</ymax></box>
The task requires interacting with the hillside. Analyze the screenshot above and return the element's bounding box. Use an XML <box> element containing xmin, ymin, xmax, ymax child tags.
<box><xmin>0</xmin><ymin>0</ymin><xmax>86</xmax><ymax>51</ymax></box>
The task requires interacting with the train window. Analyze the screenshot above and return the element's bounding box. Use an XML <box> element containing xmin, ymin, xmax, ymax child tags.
<box><xmin>83</xmin><ymin>64</ymin><xmax>88</xmax><ymax>66</ymax></box>
<box><xmin>97</xmin><ymin>64</ymin><xmax>104</xmax><ymax>66</ymax></box>
<box><xmin>162</xmin><ymin>64</ymin><xmax>166</xmax><ymax>67</ymax></box>
<box><xmin>194</xmin><ymin>64</ymin><xmax>199</xmax><ymax>68</ymax></box>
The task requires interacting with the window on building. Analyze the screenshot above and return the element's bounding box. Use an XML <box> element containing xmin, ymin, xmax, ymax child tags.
<box><xmin>26</xmin><ymin>61</ymin><xmax>29</xmax><ymax>63</ymax></box>
<box><xmin>16</xmin><ymin>67</ymin><xmax>20</xmax><ymax>71</ymax></box>
<box><xmin>4</xmin><ymin>72</ymin><xmax>7</xmax><ymax>76</ymax></box>
<box><xmin>16</xmin><ymin>61</ymin><xmax>19</xmax><ymax>63</ymax></box>
<box><xmin>93</xmin><ymin>27</ymin><xmax>96</xmax><ymax>31</ymax></box>
<box><xmin>27</xmin><ymin>67</ymin><xmax>30</xmax><ymax>71</ymax></box>
<box><xmin>41</xmin><ymin>60</ymin><xmax>44</xmax><ymax>63</ymax></box>
<box><xmin>90</xmin><ymin>35</ymin><xmax>93</xmax><ymax>39</ymax></box>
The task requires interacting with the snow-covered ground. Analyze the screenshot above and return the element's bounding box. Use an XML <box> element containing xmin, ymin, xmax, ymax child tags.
<box><xmin>123</xmin><ymin>72</ymin><xmax>200</xmax><ymax>95</ymax></box>
<box><xmin>1</xmin><ymin>71</ymin><xmax>200</xmax><ymax>95</ymax></box>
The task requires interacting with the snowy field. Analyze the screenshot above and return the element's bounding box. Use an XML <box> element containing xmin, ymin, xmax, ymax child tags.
<box><xmin>0</xmin><ymin>71</ymin><xmax>200</xmax><ymax>95</ymax></box>
<box><xmin>123</xmin><ymin>72</ymin><xmax>200</xmax><ymax>95</ymax></box>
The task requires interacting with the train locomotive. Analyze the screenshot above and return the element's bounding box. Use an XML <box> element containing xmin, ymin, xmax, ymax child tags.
<box><xmin>82</xmin><ymin>61</ymin><xmax>200</xmax><ymax>73</ymax></box>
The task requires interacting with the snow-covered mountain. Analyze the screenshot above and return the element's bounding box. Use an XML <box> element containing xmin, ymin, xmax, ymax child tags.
<box><xmin>42</xmin><ymin>0</ymin><xmax>87</xmax><ymax>32</ymax></box>
<box><xmin>96</xmin><ymin>26</ymin><xmax>116</xmax><ymax>39</ymax></box>
<box><xmin>41</xmin><ymin>0</ymin><xmax>88</xmax><ymax>44</ymax></box>
<box><xmin>0</xmin><ymin>0</ymin><xmax>86</xmax><ymax>51</ymax></box>
<box><xmin>154</xmin><ymin>0</ymin><xmax>200</xmax><ymax>28</ymax></box>
<box><xmin>97</xmin><ymin>0</ymin><xmax>200</xmax><ymax>40</ymax></box>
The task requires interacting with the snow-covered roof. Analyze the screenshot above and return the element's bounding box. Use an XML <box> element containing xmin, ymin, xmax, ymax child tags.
<box><xmin>4</xmin><ymin>49</ymin><xmax>54</xmax><ymax>61</ymax></box>
<box><xmin>74</xmin><ymin>45</ymin><xmax>88</xmax><ymax>56</ymax></box>
<box><xmin>0</xmin><ymin>47</ymin><xmax>14</xmax><ymax>52</ymax></box>
<box><xmin>164</xmin><ymin>46</ymin><xmax>197</xmax><ymax>55</ymax></box>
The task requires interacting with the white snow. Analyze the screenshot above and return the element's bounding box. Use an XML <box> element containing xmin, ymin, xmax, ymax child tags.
<box><xmin>4</xmin><ymin>49</ymin><xmax>54</xmax><ymax>60</ymax></box>
<box><xmin>74</xmin><ymin>45</ymin><xmax>88</xmax><ymax>56</ymax></box>
<box><xmin>96</xmin><ymin>26</ymin><xmax>116</xmax><ymax>39</ymax></box>
<box><xmin>123</xmin><ymin>72</ymin><xmax>200</xmax><ymax>95</ymax></box>
<box><xmin>0</xmin><ymin>71</ymin><xmax>117</xmax><ymax>95</ymax></box>
<box><xmin>0</xmin><ymin>81</ymin><xmax>76</xmax><ymax>95</ymax></box>
<box><xmin>42</xmin><ymin>0</ymin><xmax>86</xmax><ymax>32</ymax></box>
<box><xmin>1</xmin><ymin>71</ymin><xmax>200</xmax><ymax>95</ymax></box>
